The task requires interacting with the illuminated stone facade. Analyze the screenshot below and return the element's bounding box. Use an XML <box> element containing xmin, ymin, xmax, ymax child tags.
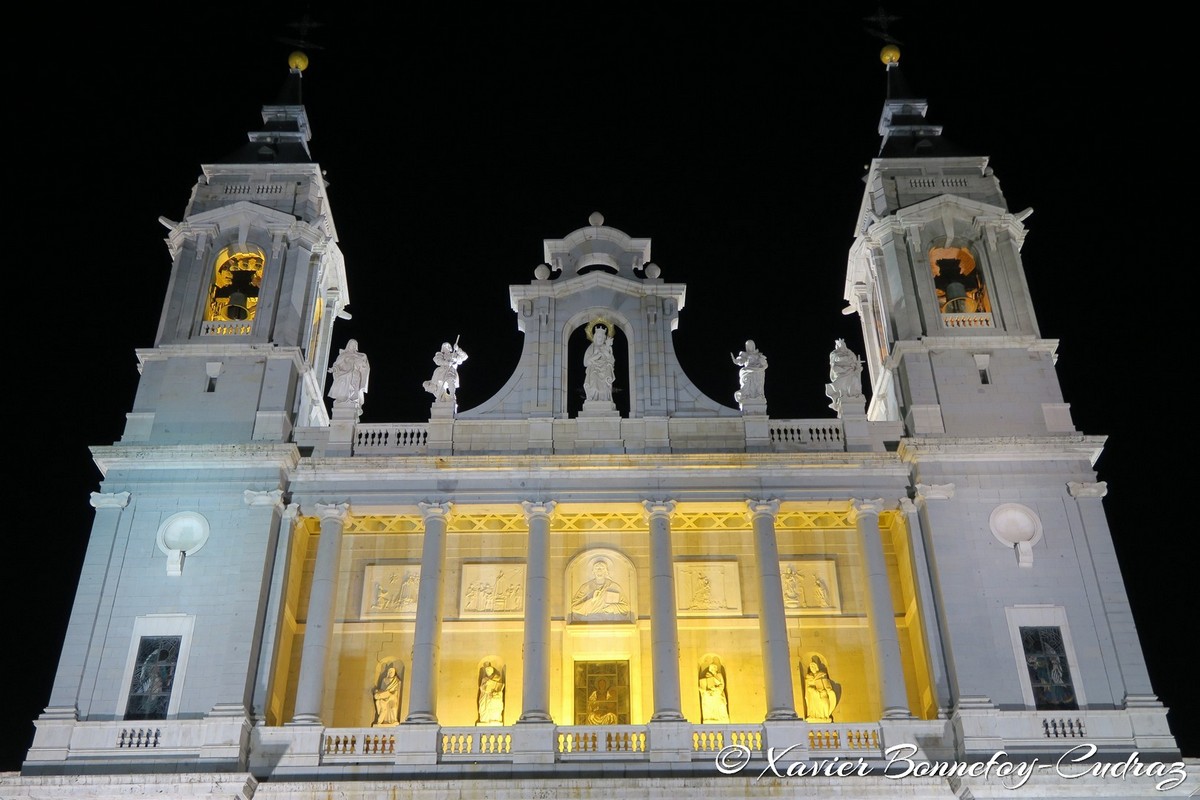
<box><xmin>7</xmin><ymin>56</ymin><xmax>1193</xmax><ymax>800</ymax></box>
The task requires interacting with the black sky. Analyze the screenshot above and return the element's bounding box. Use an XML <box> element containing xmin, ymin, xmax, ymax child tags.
<box><xmin>5</xmin><ymin>3</ymin><xmax>1194</xmax><ymax>770</ymax></box>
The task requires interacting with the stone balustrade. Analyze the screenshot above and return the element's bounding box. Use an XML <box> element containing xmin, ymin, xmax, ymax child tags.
<box><xmin>346</xmin><ymin>418</ymin><xmax>855</xmax><ymax>456</ymax></box>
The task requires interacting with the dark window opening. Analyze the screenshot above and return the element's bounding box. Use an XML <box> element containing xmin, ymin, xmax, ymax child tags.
<box><xmin>1020</xmin><ymin>626</ymin><xmax>1078</xmax><ymax>710</ymax></box>
<box><xmin>124</xmin><ymin>636</ymin><xmax>182</xmax><ymax>720</ymax></box>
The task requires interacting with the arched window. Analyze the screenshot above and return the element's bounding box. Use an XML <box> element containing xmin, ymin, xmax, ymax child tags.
<box><xmin>206</xmin><ymin>247</ymin><xmax>266</xmax><ymax>324</ymax></box>
<box><xmin>929</xmin><ymin>245</ymin><xmax>990</xmax><ymax>316</ymax></box>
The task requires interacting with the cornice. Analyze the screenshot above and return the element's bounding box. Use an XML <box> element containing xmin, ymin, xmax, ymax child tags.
<box><xmin>509</xmin><ymin>270</ymin><xmax>686</xmax><ymax>308</ymax></box>
<box><xmin>898</xmin><ymin>435</ymin><xmax>1106</xmax><ymax>465</ymax></box>
<box><xmin>135</xmin><ymin>345</ymin><xmax>306</xmax><ymax>369</ymax></box>
<box><xmin>90</xmin><ymin>443</ymin><xmax>301</xmax><ymax>477</ymax></box>
<box><xmin>291</xmin><ymin>451</ymin><xmax>911</xmax><ymax>480</ymax></box>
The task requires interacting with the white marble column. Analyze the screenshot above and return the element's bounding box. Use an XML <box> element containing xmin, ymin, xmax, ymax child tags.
<box><xmin>644</xmin><ymin>500</ymin><xmax>684</xmax><ymax>721</ymax></box>
<box><xmin>405</xmin><ymin>502</ymin><xmax>452</xmax><ymax>723</ymax></box>
<box><xmin>748</xmin><ymin>500</ymin><xmax>799</xmax><ymax>720</ymax></box>
<box><xmin>853</xmin><ymin>498</ymin><xmax>911</xmax><ymax>718</ymax></box>
<box><xmin>518</xmin><ymin>500</ymin><xmax>555</xmax><ymax>722</ymax></box>
<box><xmin>291</xmin><ymin>502</ymin><xmax>350</xmax><ymax>724</ymax></box>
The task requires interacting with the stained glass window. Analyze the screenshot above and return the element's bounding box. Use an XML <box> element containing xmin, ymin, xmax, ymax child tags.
<box><xmin>1020</xmin><ymin>626</ymin><xmax>1078</xmax><ymax>710</ymax></box>
<box><xmin>124</xmin><ymin>636</ymin><xmax>182</xmax><ymax>720</ymax></box>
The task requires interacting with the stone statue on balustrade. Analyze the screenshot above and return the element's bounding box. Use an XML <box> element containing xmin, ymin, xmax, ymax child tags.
<box><xmin>802</xmin><ymin>655</ymin><xmax>839</xmax><ymax>723</ymax></box>
<box><xmin>371</xmin><ymin>663</ymin><xmax>403</xmax><ymax>727</ymax></box>
<box><xmin>423</xmin><ymin>338</ymin><xmax>468</xmax><ymax>404</ymax></box>
<box><xmin>328</xmin><ymin>339</ymin><xmax>370</xmax><ymax>409</ymax></box>
<box><xmin>824</xmin><ymin>338</ymin><xmax>864</xmax><ymax>416</ymax></box>
<box><xmin>731</xmin><ymin>340</ymin><xmax>767</xmax><ymax>411</ymax></box>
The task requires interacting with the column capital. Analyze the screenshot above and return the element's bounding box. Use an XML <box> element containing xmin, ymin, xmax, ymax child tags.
<box><xmin>244</xmin><ymin>488</ymin><xmax>285</xmax><ymax>509</ymax></box>
<box><xmin>1067</xmin><ymin>481</ymin><xmax>1107</xmax><ymax>499</ymax></box>
<box><xmin>642</xmin><ymin>499</ymin><xmax>677</xmax><ymax>520</ymax></box>
<box><xmin>90</xmin><ymin>491</ymin><xmax>131</xmax><ymax>509</ymax></box>
<box><xmin>914</xmin><ymin>482</ymin><xmax>955</xmax><ymax>501</ymax></box>
<box><xmin>898</xmin><ymin>497</ymin><xmax>918</xmax><ymax>515</ymax></box>
<box><xmin>418</xmin><ymin>501</ymin><xmax>452</xmax><ymax>521</ymax></box>
<box><xmin>746</xmin><ymin>499</ymin><xmax>780</xmax><ymax>519</ymax></box>
<box><xmin>521</xmin><ymin>500</ymin><xmax>557</xmax><ymax>520</ymax></box>
<box><xmin>850</xmin><ymin>498</ymin><xmax>886</xmax><ymax>517</ymax></box>
<box><xmin>315</xmin><ymin>502</ymin><xmax>351</xmax><ymax>523</ymax></box>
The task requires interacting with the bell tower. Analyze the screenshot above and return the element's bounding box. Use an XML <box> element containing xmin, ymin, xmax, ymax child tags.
<box><xmin>25</xmin><ymin>53</ymin><xmax>352</xmax><ymax>774</ymax></box>
<box><xmin>122</xmin><ymin>51</ymin><xmax>347</xmax><ymax>446</ymax></box>
<box><xmin>845</xmin><ymin>45</ymin><xmax>1071</xmax><ymax>437</ymax></box>
<box><xmin>841</xmin><ymin>46</ymin><xmax>1175</xmax><ymax>757</ymax></box>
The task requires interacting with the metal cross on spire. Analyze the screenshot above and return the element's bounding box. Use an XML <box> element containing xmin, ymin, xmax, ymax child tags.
<box><xmin>863</xmin><ymin>6</ymin><xmax>902</xmax><ymax>45</ymax></box>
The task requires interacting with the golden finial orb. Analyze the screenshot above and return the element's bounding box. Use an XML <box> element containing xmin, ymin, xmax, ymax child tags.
<box><xmin>880</xmin><ymin>45</ymin><xmax>900</xmax><ymax>65</ymax></box>
<box><xmin>288</xmin><ymin>51</ymin><xmax>309</xmax><ymax>72</ymax></box>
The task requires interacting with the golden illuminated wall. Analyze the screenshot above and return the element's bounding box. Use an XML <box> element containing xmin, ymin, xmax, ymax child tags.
<box><xmin>266</xmin><ymin>516</ymin><xmax>319</xmax><ymax>726</ymax></box>
<box><xmin>272</xmin><ymin>503</ymin><xmax>935</xmax><ymax>727</ymax></box>
<box><xmin>886</xmin><ymin>511</ymin><xmax>937</xmax><ymax>719</ymax></box>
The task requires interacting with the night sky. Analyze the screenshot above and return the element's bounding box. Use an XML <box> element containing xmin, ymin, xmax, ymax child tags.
<box><xmin>5</xmin><ymin>4</ymin><xmax>1193</xmax><ymax>770</ymax></box>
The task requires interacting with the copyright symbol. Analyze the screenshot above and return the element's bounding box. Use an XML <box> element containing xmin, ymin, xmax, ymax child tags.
<box><xmin>715</xmin><ymin>744</ymin><xmax>751</xmax><ymax>774</ymax></box>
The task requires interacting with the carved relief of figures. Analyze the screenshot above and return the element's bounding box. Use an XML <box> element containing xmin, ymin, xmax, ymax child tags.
<box><xmin>825</xmin><ymin>338</ymin><xmax>864</xmax><ymax>413</ymax></box>
<box><xmin>461</xmin><ymin>565</ymin><xmax>525</xmax><ymax>616</ymax></box>
<box><xmin>582</xmin><ymin>320</ymin><xmax>616</xmax><ymax>403</ymax></box>
<box><xmin>361</xmin><ymin>566</ymin><xmax>421</xmax><ymax>619</ymax></box>
<box><xmin>778</xmin><ymin>560</ymin><xmax>840</xmax><ymax>615</ymax></box>
<box><xmin>802</xmin><ymin>655</ymin><xmax>839</xmax><ymax>723</ymax></box>
<box><xmin>684</xmin><ymin>569</ymin><xmax>723</xmax><ymax>610</ymax></box>
<box><xmin>371</xmin><ymin>663</ymin><xmax>404</xmax><ymax>727</ymax></box>
<box><xmin>697</xmin><ymin>654</ymin><xmax>730</xmax><ymax>724</ymax></box>
<box><xmin>813</xmin><ymin>577</ymin><xmax>830</xmax><ymax>607</ymax></box>
<box><xmin>731</xmin><ymin>340</ymin><xmax>767</xmax><ymax>407</ymax></box>
<box><xmin>327</xmin><ymin>339</ymin><xmax>370</xmax><ymax>407</ymax></box>
<box><xmin>476</xmin><ymin>658</ymin><xmax>506</xmax><ymax>726</ymax></box>
<box><xmin>674</xmin><ymin>562</ymin><xmax>742</xmax><ymax>616</ymax></box>
<box><xmin>570</xmin><ymin>556</ymin><xmax>630</xmax><ymax>621</ymax></box>
<box><xmin>781</xmin><ymin>565</ymin><xmax>806</xmax><ymax>608</ymax></box>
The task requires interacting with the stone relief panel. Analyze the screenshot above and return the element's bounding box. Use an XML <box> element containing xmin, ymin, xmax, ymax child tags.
<box><xmin>779</xmin><ymin>560</ymin><xmax>841</xmax><ymax>615</ymax></box>
<box><xmin>674</xmin><ymin>562</ymin><xmax>742</xmax><ymax>616</ymax></box>
<box><xmin>361</xmin><ymin>564</ymin><xmax>422</xmax><ymax>619</ymax></box>
<box><xmin>565</xmin><ymin>548</ymin><xmax>636</xmax><ymax>624</ymax></box>
<box><xmin>459</xmin><ymin>564</ymin><xmax>526</xmax><ymax>617</ymax></box>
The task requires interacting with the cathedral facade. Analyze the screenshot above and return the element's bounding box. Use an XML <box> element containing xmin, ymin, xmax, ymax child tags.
<box><xmin>6</xmin><ymin>48</ymin><xmax>1192</xmax><ymax>799</ymax></box>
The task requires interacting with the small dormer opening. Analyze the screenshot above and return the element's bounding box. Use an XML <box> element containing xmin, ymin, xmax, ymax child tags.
<box><xmin>578</xmin><ymin>263</ymin><xmax>619</xmax><ymax>276</ymax></box>
<box><xmin>576</xmin><ymin>254</ymin><xmax>620</xmax><ymax>276</ymax></box>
